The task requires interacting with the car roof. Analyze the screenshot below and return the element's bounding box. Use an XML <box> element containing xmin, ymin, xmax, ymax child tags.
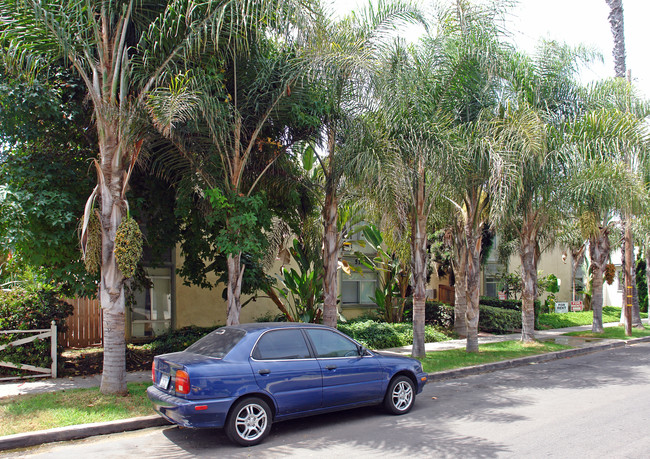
<box><xmin>229</xmin><ymin>322</ymin><xmax>335</xmax><ymax>333</ymax></box>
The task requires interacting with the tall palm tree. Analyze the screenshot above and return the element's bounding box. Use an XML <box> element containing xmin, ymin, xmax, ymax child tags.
<box><xmin>564</xmin><ymin>106</ymin><xmax>648</xmax><ymax>332</ymax></box>
<box><xmin>496</xmin><ymin>42</ymin><xmax>589</xmax><ymax>343</ymax></box>
<box><xmin>0</xmin><ymin>0</ymin><xmax>302</xmax><ymax>394</ymax></box>
<box><xmin>302</xmin><ymin>0</ymin><xmax>423</xmax><ymax>328</ymax></box>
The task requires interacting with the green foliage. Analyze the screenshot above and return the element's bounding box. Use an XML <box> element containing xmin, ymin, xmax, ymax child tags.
<box><xmin>142</xmin><ymin>326</ymin><xmax>219</xmax><ymax>355</ymax></box>
<box><xmin>114</xmin><ymin>216</ymin><xmax>144</xmax><ymax>279</ymax></box>
<box><xmin>0</xmin><ymin>285</ymin><xmax>73</xmax><ymax>375</ymax></box>
<box><xmin>538</xmin><ymin>306</ymin><xmax>629</xmax><ymax>329</ymax></box>
<box><xmin>353</xmin><ymin>224</ymin><xmax>409</xmax><ymax>323</ymax></box>
<box><xmin>636</xmin><ymin>253</ymin><xmax>648</xmax><ymax>313</ymax></box>
<box><xmin>274</xmin><ymin>239</ymin><xmax>323</xmax><ymax>323</ymax></box>
<box><xmin>479</xmin><ymin>297</ymin><xmax>523</xmax><ymax>311</ymax></box>
<box><xmin>337</xmin><ymin>320</ymin><xmax>449</xmax><ymax>350</ymax></box>
<box><xmin>478</xmin><ymin>305</ymin><xmax>522</xmax><ymax>334</ymax></box>
<box><xmin>0</xmin><ymin>70</ymin><xmax>97</xmax><ymax>297</ymax></box>
<box><xmin>405</xmin><ymin>300</ymin><xmax>455</xmax><ymax>329</ymax></box>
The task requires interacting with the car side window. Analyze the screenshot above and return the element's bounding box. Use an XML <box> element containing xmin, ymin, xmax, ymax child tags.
<box><xmin>305</xmin><ymin>329</ymin><xmax>359</xmax><ymax>358</ymax></box>
<box><xmin>252</xmin><ymin>329</ymin><xmax>312</xmax><ymax>360</ymax></box>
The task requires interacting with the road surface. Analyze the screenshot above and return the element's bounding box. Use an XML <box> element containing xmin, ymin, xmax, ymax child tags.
<box><xmin>6</xmin><ymin>342</ymin><xmax>650</xmax><ymax>458</ymax></box>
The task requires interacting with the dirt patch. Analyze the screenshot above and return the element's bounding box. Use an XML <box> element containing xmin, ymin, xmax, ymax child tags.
<box><xmin>61</xmin><ymin>346</ymin><xmax>153</xmax><ymax>377</ymax></box>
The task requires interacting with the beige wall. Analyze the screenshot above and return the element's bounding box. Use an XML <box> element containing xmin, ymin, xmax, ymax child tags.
<box><xmin>174</xmin><ymin>247</ymin><xmax>287</xmax><ymax>328</ymax></box>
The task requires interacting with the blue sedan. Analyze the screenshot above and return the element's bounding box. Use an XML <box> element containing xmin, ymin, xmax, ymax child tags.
<box><xmin>147</xmin><ymin>322</ymin><xmax>428</xmax><ymax>446</ymax></box>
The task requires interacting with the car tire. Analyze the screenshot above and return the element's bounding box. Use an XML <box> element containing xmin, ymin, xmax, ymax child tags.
<box><xmin>225</xmin><ymin>397</ymin><xmax>272</xmax><ymax>446</ymax></box>
<box><xmin>384</xmin><ymin>375</ymin><xmax>415</xmax><ymax>415</ymax></box>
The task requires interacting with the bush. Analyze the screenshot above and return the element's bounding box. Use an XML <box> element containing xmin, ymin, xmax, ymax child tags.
<box><xmin>143</xmin><ymin>325</ymin><xmax>219</xmax><ymax>355</ymax></box>
<box><xmin>403</xmin><ymin>300</ymin><xmax>455</xmax><ymax>329</ymax></box>
<box><xmin>0</xmin><ymin>287</ymin><xmax>73</xmax><ymax>375</ymax></box>
<box><xmin>478</xmin><ymin>305</ymin><xmax>521</xmax><ymax>333</ymax></box>
<box><xmin>337</xmin><ymin>320</ymin><xmax>448</xmax><ymax>349</ymax></box>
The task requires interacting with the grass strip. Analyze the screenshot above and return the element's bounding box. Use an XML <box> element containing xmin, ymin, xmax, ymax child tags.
<box><xmin>538</xmin><ymin>306</ymin><xmax>647</xmax><ymax>329</ymax></box>
<box><xmin>564</xmin><ymin>324</ymin><xmax>650</xmax><ymax>340</ymax></box>
<box><xmin>417</xmin><ymin>340</ymin><xmax>572</xmax><ymax>373</ymax></box>
<box><xmin>0</xmin><ymin>382</ymin><xmax>154</xmax><ymax>437</ymax></box>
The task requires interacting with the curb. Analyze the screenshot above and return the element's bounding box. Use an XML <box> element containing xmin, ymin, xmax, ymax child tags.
<box><xmin>0</xmin><ymin>415</ymin><xmax>170</xmax><ymax>452</ymax></box>
<box><xmin>3</xmin><ymin>335</ymin><xmax>650</xmax><ymax>452</ymax></box>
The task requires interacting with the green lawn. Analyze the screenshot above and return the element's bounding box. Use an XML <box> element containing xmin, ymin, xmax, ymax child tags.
<box><xmin>565</xmin><ymin>324</ymin><xmax>650</xmax><ymax>340</ymax></box>
<box><xmin>0</xmin><ymin>382</ymin><xmax>154</xmax><ymax>437</ymax></box>
<box><xmin>417</xmin><ymin>340</ymin><xmax>571</xmax><ymax>373</ymax></box>
<box><xmin>538</xmin><ymin>306</ymin><xmax>647</xmax><ymax>329</ymax></box>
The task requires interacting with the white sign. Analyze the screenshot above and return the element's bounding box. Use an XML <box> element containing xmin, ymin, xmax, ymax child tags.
<box><xmin>555</xmin><ymin>302</ymin><xmax>569</xmax><ymax>313</ymax></box>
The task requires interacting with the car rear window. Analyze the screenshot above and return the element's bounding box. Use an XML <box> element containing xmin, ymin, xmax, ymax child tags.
<box><xmin>185</xmin><ymin>327</ymin><xmax>246</xmax><ymax>358</ymax></box>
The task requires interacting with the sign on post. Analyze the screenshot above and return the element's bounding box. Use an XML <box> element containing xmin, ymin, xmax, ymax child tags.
<box><xmin>498</xmin><ymin>292</ymin><xmax>506</xmax><ymax>300</ymax></box>
<box><xmin>571</xmin><ymin>301</ymin><xmax>584</xmax><ymax>312</ymax></box>
<box><xmin>555</xmin><ymin>302</ymin><xmax>569</xmax><ymax>313</ymax></box>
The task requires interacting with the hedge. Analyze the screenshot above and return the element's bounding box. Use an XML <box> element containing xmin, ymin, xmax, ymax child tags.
<box><xmin>338</xmin><ymin>320</ymin><xmax>448</xmax><ymax>349</ymax></box>
<box><xmin>0</xmin><ymin>287</ymin><xmax>73</xmax><ymax>376</ymax></box>
<box><xmin>143</xmin><ymin>325</ymin><xmax>219</xmax><ymax>355</ymax></box>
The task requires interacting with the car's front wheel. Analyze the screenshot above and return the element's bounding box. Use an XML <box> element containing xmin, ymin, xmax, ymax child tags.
<box><xmin>384</xmin><ymin>375</ymin><xmax>415</xmax><ymax>415</ymax></box>
<box><xmin>225</xmin><ymin>397</ymin><xmax>272</xmax><ymax>446</ymax></box>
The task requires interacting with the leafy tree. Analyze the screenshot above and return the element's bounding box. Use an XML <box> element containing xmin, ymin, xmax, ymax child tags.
<box><xmin>0</xmin><ymin>0</ymin><xmax>299</xmax><ymax>394</ymax></box>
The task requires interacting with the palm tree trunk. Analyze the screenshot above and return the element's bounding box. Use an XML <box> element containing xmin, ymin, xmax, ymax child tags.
<box><xmin>98</xmin><ymin>131</ymin><xmax>127</xmax><ymax>396</ymax></box>
<box><xmin>465</xmin><ymin>233</ymin><xmax>481</xmax><ymax>353</ymax></box>
<box><xmin>520</xmin><ymin>232</ymin><xmax>537</xmax><ymax>343</ymax></box>
<box><xmin>452</xmin><ymin>241</ymin><xmax>468</xmax><ymax>338</ymax></box>
<box><xmin>590</xmin><ymin>231</ymin><xmax>610</xmax><ymax>333</ymax></box>
<box><xmin>646</xmin><ymin>244</ymin><xmax>650</xmax><ymax>316</ymax></box>
<box><xmin>605</xmin><ymin>0</ymin><xmax>627</xmax><ymax>78</ymax></box>
<box><xmin>226</xmin><ymin>253</ymin><xmax>245</xmax><ymax>325</ymax></box>
<box><xmin>322</xmin><ymin>124</ymin><xmax>339</xmax><ymax>328</ymax></box>
<box><xmin>411</xmin><ymin>177</ymin><xmax>427</xmax><ymax>358</ymax></box>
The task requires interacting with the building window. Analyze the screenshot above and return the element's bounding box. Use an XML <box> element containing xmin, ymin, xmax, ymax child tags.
<box><xmin>483</xmin><ymin>263</ymin><xmax>501</xmax><ymax>298</ymax></box>
<box><xmin>131</xmin><ymin>267</ymin><xmax>172</xmax><ymax>338</ymax></box>
<box><xmin>341</xmin><ymin>260</ymin><xmax>377</xmax><ymax>305</ymax></box>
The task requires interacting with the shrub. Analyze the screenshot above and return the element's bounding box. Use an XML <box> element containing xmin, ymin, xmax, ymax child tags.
<box><xmin>0</xmin><ymin>287</ymin><xmax>73</xmax><ymax>375</ymax></box>
<box><xmin>478</xmin><ymin>305</ymin><xmax>521</xmax><ymax>333</ymax></box>
<box><xmin>403</xmin><ymin>300</ymin><xmax>455</xmax><ymax>329</ymax></box>
<box><xmin>143</xmin><ymin>325</ymin><xmax>219</xmax><ymax>355</ymax></box>
<box><xmin>337</xmin><ymin>320</ymin><xmax>448</xmax><ymax>349</ymax></box>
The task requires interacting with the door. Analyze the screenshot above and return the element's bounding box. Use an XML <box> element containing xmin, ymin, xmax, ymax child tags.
<box><xmin>304</xmin><ymin>328</ymin><xmax>383</xmax><ymax>408</ymax></box>
<box><xmin>249</xmin><ymin>328</ymin><xmax>322</xmax><ymax>415</ymax></box>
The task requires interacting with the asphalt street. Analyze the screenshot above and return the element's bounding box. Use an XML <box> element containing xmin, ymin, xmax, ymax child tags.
<box><xmin>5</xmin><ymin>341</ymin><xmax>650</xmax><ymax>458</ymax></box>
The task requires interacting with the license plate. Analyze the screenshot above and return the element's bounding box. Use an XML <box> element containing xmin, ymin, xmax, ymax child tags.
<box><xmin>158</xmin><ymin>374</ymin><xmax>170</xmax><ymax>389</ymax></box>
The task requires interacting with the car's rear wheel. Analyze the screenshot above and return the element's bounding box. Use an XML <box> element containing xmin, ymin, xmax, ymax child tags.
<box><xmin>225</xmin><ymin>397</ymin><xmax>272</xmax><ymax>446</ymax></box>
<box><xmin>384</xmin><ymin>375</ymin><xmax>415</xmax><ymax>415</ymax></box>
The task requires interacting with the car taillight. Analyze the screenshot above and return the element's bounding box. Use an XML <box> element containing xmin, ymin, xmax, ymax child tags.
<box><xmin>151</xmin><ymin>361</ymin><xmax>156</xmax><ymax>383</ymax></box>
<box><xmin>175</xmin><ymin>370</ymin><xmax>190</xmax><ymax>395</ymax></box>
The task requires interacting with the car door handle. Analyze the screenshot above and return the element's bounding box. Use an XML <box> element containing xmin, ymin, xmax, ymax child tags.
<box><xmin>258</xmin><ymin>369</ymin><xmax>271</xmax><ymax>375</ymax></box>
<box><xmin>325</xmin><ymin>365</ymin><xmax>337</xmax><ymax>370</ymax></box>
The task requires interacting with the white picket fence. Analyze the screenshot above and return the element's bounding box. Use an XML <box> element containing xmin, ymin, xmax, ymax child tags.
<box><xmin>0</xmin><ymin>321</ymin><xmax>58</xmax><ymax>381</ymax></box>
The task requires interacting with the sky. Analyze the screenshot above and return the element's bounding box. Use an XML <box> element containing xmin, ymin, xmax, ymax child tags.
<box><xmin>331</xmin><ymin>0</ymin><xmax>650</xmax><ymax>97</ymax></box>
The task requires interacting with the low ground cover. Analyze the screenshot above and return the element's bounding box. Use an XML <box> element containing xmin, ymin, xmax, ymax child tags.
<box><xmin>417</xmin><ymin>340</ymin><xmax>572</xmax><ymax>373</ymax></box>
<box><xmin>537</xmin><ymin>306</ymin><xmax>647</xmax><ymax>329</ymax></box>
<box><xmin>0</xmin><ymin>382</ymin><xmax>153</xmax><ymax>437</ymax></box>
<box><xmin>565</xmin><ymin>324</ymin><xmax>650</xmax><ymax>340</ymax></box>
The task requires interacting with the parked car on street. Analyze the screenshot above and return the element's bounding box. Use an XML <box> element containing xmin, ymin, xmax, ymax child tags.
<box><xmin>147</xmin><ymin>322</ymin><xmax>428</xmax><ymax>446</ymax></box>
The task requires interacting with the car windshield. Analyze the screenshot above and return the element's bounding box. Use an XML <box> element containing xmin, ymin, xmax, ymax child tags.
<box><xmin>185</xmin><ymin>327</ymin><xmax>246</xmax><ymax>358</ymax></box>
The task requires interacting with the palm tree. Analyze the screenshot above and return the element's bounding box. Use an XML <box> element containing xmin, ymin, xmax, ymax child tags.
<box><xmin>302</xmin><ymin>0</ymin><xmax>423</xmax><ymax>328</ymax></box>
<box><xmin>0</xmin><ymin>0</ymin><xmax>302</xmax><ymax>394</ymax></box>
<box><xmin>496</xmin><ymin>42</ymin><xmax>589</xmax><ymax>343</ymax></box>
<box><xmin>564</xmin><ymin>106</ymin><xmax>648</xmax><ymax>332</ymax></box>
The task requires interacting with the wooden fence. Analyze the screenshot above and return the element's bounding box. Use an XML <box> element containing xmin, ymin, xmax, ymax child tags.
<box><xmin>439</xmin><ymin>285</ymin><xmax>455</xmax><ymax>305</ymax></box>
<box><xmin>60</xmin><ymin>297</ymin><xmax>103</xmax><ymax>348</ymax></box>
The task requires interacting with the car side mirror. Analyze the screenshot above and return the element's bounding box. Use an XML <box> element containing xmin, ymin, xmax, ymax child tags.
<box><xmin>357</xmin><ymin>344</ymin><xmax>368</xmax><ymax>356</ymax></box>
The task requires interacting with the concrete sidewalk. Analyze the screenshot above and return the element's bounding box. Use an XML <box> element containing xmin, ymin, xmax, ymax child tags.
<box><xmin>1</xmin><ymin>320</ymin><xmax>648</xmax><ymax>452</ymax></box>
